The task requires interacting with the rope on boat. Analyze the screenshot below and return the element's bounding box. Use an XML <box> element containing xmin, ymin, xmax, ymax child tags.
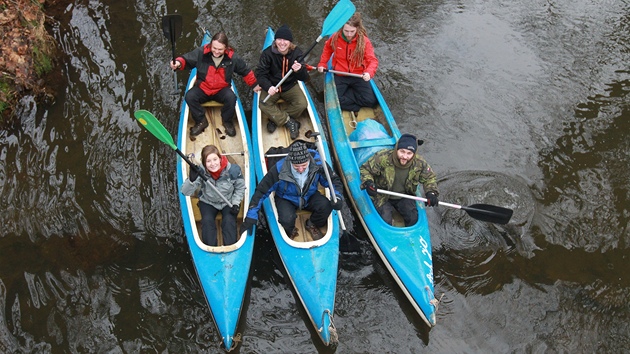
<box><xmin>226</xmin><ymin>333</ymin><xmax>242</xmax><ymax>352</ymax></box>
<box><xmin>427</xmin><ymin>285</ymin><xmax>445</xmax><ymax>314</ymax></box>
<box><xmin>323</xmin><ymin>309</ymin><xmax>339</xmax><ymax>345</ymax></box>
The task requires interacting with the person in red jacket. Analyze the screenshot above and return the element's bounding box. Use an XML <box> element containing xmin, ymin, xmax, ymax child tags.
<box><xmin>170</xmin><ymin>32</ymin><xmax>260</xmax><ymax>137</ymax></box>
<box><xmin>316</xmin><ymin>12</ymin><xmax>378</xmax><ymax>112</ymax></box>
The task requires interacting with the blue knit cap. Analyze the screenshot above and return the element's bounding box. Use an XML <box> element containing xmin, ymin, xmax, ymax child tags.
<box><xmin>397</xmin><ymin>133</ymin><xmax>418</xmax><ymax>153</ymax></box>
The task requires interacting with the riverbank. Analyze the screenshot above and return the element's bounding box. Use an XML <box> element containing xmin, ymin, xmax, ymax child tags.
<box><xmin>0</xmin><ymin>0</ymin><xmax>64</xmax><ymax>128</ymax></box>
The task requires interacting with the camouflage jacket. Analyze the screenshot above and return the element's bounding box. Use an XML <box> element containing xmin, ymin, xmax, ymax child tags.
<box><xmin>359</xmin><ymin>149</ymin><xmax>439</xmax><ymax>208</ymax></box>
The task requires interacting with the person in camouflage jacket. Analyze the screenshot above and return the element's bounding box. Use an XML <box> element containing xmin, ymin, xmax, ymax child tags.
<box><xmin>360</xmin><ymin>133</ymin><xmax>439</xmax><ymax>226</ymax></box>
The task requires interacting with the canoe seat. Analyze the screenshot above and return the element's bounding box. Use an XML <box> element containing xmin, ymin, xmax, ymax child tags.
<box><xmin>201</xmin><ymin>100</ymin><xmax>223</xmax><ymax>107</ymax></box>
<box><xmin>349</xmin><ymin>137</ymin><xmax>397</xmax><ymax>149</ymax></box>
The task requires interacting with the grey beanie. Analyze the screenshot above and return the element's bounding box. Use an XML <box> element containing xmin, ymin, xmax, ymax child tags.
<box><xmin>288</xmin><ymin>141</ymin><xmax>310</xmax><ymax>164</ymax></box>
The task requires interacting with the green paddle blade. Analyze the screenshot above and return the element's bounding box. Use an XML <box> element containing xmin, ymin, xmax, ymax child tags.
<box><xmin>321</xmin><ymin>0</ymin><xmax>356</xmax><ymax>38</ymax></box>
<box><xmin>134</xmin><ymin>110</ymin><xmax>177</xmax><ymax>150</ymax></box>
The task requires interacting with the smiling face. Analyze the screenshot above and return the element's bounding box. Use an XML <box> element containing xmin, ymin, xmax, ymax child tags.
<box><xmin>205</xmin><ymin>153</ymin><xmax>221</xmax><ymax>172</ymax></box>
<box><xmin>210</xmin><ymin>40</ymin><xmax>226</xmax><ymax>58</ymax></box>
<box><xmin>342</xmin><ymin>23</ymin><xmax>357</xmax><ymax>41</ymax></box>
<box><xmin>274</xmin><ymin>38</ymin><xmax>291</xmax><ymax>54</ymax></box>
<box><xmin>396</xmin><ymin>148</ymin><xmax>415</xmax><ymax>166</ymax></box>
<box><xmin>291</xmin><ymin>161</ymin><xmax>309</xmax><ymax>174</ymax></box>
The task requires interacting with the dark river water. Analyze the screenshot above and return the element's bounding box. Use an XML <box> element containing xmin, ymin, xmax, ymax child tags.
<box><xmin>1</xmin><ymin>0</ymin><xmax>629</xmax><ymax>352</ymax></box>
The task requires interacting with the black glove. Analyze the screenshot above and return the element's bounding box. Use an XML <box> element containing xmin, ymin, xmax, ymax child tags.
<box><xmin>361</xmin><ymin>180</ymin><xmax>377</xmax><ymax>197</ymax></box>
<box><xmin>425</xmin><ymin>191</ymin><xmax>439</xmax><ymax>207</ymax></box>
<box><xmin>331</xmin><ymin>195</ymin><xmax>343</xmax><ymax>210</ymax></box>
<box><xmin>230</xmin><ymin>204</ymin><xmax>240</xmax><ymax>216</ymax></box>
<box><xmin>240</xmin><ymin>217</ymin><xmax>256</xmax><ymax>235</ymax></box>
<box><xmin>189</xmin><ymin>166</ymin><xmax>200</xmax><ymax>182</ymax></box>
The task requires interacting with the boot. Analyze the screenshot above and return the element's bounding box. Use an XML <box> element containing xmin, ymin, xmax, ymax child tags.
<box><xmin>285</xmin><ymin>118</ymin><xmax>301</xmax><ymax>140</ymax></box>
<box><xmin>305</xmin><ymin>219</ymin><xmax>323</xmax><ymax>240</ymax></box>
<box><xmin>267</xmin><ymin>120</ymin><xmax>277</xmax><ymax>133</ymax></box>
<box><xmin>223</xmin><ymin>120</ymin><xmax>236</xmax><ymax>137</ymax></box>
<box><xmin>190</xmin><ymin>119</ymin><xmax>209</xmax><ymax>137</ymax></box>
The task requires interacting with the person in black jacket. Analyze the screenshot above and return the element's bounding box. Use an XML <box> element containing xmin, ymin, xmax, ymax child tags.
<box><xmin>240</xmin><ymin>141</ymin><xmax>343</xmax><ymax>240</ymax></box>
<box><xmin>170</xmin><ymin>32</ymin><xmax>259</xmax><ymax>137</ymax></box>
<box><xmin>255</xmin><ymin>25</ymin><xmax>308</xmax><ymax>140</ymax></box>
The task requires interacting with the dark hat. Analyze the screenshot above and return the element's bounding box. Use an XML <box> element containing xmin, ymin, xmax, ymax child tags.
<box><xmin>288</xmin><ymin>141</ymin><xmax>310</xmax><ymax>164</ymax></box>
<box><xmin>397</xmin><ymin>133</ymin><xmax>419</xmax><ymax>153</ymax></box>
<box><xmin>275</xmin><ymin>24</ymin><xmax>294</xmax><ymax>42</ymax></box>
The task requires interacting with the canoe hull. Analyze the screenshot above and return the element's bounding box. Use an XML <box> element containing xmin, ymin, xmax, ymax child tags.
<box><xmin>250</xmin><ymin>27</ymin><xmax>340</xmax><ymax>346</ymax></box>
<box><xmin>323</xmin><ymin>71</ymin><xmax>437</xmax><ymax>327</ymax></box>
<box><xmin>176</xmin><ymin>32</ymin><xmax>256</xmax><ymax>351</ymax></box>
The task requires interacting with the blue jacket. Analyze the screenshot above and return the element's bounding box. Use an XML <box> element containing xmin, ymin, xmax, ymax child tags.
<box><xmin>245</xmin><ymin>149</ymin><xmax>342</xmax><ymax>220</ymax></box>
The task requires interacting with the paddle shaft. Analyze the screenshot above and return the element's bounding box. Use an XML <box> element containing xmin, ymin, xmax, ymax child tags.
<box><xmin>308</xmin><ymin>132</ymin><xmax>347</xmax><ymax>231</ymax></box>
<box><xmin>324</xmin><ymin>68</ymin><xmax>364</xmax><ymax>78</ymax></box>
<box><xmin>375</xmin><ymin>188</ymin><xmax>513</xmax><ymax>224</ymax></box>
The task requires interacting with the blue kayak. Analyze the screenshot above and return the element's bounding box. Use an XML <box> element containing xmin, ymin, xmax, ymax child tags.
<box><xmin>176</xmin><ymin>30</ymin><xmax>256</xmax><ymax>350</ymax></box>
<box><xmin>251</xmin><ymin>27</ymin><xmax>340</xmax><ymax>346</ymax></box>
<box><xmin>322</xmin><ymin>68</ymin><xmax>438</xmax><ymax>327</ymax></box>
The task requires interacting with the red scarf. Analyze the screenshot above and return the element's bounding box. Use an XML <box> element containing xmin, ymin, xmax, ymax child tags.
<box><xmin>208</xmin><ymin>155</ymin><xmax>228</xmax><ymax>180</ymax></box>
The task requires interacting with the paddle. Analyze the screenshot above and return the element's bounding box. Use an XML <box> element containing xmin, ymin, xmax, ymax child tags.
<box><xmin>134</xmin><ymin>109</ymin><xmax>233</xmax><ymax>207</ymax></box>
<box><xmin>325</xmin><ymin>68</ymin><xmax>364</xmax><ymax>78</ymax></box>
<box><xmin>162</xmin><ymin>14</ymin><xmax>183</xmax><ymax>94</ymax></box>
<box><xmin>305</xmin><ymin>131</ymin><xmax>347</xmax><ymax>231</ymax></box>
<box><xmin>305</xmin><ymin>64</ymin><xmax>364</xmax><ymax>78</ymax></box>
<box><xmin>262</xmin><ymin>0</ymin><xmax>356</xmax><ymax>102</ymax></box>
<box><xmin>375</xmin><ymin>189</ymin><xmax>513</xmax><ymax>225</ymax></box>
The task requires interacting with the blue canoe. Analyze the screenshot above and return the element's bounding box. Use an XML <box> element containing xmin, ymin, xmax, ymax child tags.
<box><xmin>323</xmin><ymin>70</ymin><xmax>438</xmax><ymax>327</ymax></box>
<box><xmin>176</xmin><ymin>31</ymin><xmax>256</xmax><ymax>350</ymax></box>
<box><xmin>251</xmin><ymin>27</ymin><xmax>340</xmax><ymax>346</ymax></box>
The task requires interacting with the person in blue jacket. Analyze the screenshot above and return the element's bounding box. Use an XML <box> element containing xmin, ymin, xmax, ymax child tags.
<box><xmin>240</xmin><ymin>140</ymin><xmax>343</xmax><ymax>240</ymax></box>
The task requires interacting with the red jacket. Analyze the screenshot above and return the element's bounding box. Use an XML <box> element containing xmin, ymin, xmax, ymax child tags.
<box><xmin>177</xmin><ymin>45</ymin><xmax>257</xmax><ymax>96</ymax></box>
<box><xmin>317</xmin><ymin>33</ymin><xmax>378</xmax><ymax>77</ymax></box>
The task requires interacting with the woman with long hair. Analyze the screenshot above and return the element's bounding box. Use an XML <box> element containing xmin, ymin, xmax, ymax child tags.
<box><xmin>317</xmin><ymin>12</ymin><xmax>379</xmax><ymax>112</ymax></box>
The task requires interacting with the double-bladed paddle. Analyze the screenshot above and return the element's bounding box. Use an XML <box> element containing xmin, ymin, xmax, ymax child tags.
<box><xmin>262</xmin><ymin>0</ymin><xmax>356</xmax><ymax>102</ymax></box>
<box><xmin>134</xmin><ymin>109</ymin><xmax>233</xmax><ymax>207</ymax></box>
<box><xmin>376</xmin><ymin>189</ymin><xmax>513</xmax><ymax>225</ymax></box>
<box><xmin>161</xmin><ymin>14</ymin><xmax>183</xmax><ymax>94</ymax></box>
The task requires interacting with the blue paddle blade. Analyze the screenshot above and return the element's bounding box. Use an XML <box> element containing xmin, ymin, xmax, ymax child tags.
<box><xmin>264</xmin><ymin>27</ymin><xmax>275</xmax><ymax>51</ymax></box>
<box><xmin>321</xmin><ymin>0</ymin><xmax>356</xmax><ymax>38</ymax></box>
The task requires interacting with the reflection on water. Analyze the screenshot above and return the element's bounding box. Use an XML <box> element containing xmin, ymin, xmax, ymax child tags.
<box><xmin>1</xmin><ymin>0</ymin><xmax>630</xmax><ymax>352</ymax></box>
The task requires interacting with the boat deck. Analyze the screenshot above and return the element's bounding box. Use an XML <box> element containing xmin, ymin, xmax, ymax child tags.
<box><xmin>185</xmin><ymin>100</ymin><xmax>247</xmax><ymax>246</ymax></box>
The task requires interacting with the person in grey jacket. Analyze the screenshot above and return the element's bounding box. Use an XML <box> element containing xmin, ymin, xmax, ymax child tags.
<box><xmin>180</xmin><ymin>145</ymin><xmax>245</xmax><ymax>246</ymax></box>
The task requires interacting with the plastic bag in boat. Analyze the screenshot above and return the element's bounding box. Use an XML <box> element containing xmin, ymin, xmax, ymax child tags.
<box><xmin>349</xmin><ymin>119</ymin><xmax>390</xmax><ymax>166</ymax></box>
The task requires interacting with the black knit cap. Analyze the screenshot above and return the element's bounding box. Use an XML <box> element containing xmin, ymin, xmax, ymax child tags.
<box><xmin>288</xmin><ymin>141</ymin><xmax>310</xmax><ymax>164</ymax></box>
<box><xmin>397</xmin><ymin>133</ymin><xmax>418</xmax><ymax>153</ymax></box>
<box><xmin>275</xmin><ymin>24</ymin><xmax>294</xmax><ymax>42</ymax></box>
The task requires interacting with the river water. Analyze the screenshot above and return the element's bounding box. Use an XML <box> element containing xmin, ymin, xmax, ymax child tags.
<box><xmin>1</xmin><ymin>0</ymin><xmax>628</xmax><ymax>352</ymax></box>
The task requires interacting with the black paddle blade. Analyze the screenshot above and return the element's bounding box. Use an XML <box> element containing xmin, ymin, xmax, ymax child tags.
<box><xmin>162</xmin><ymin>14</ymin><xmax>183</xmax><ymax>42</ymax></box>
<box><xmin>461</xmin><ymin>204</ymin><xmax>513</xmax><ymax>225</ymax></box>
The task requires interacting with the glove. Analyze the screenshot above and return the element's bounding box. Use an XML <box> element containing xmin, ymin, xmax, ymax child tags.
<box><xmin>331</xmin><ymin>195</ymin><xmax>343</xmax><ymax>210</ymax></box>
<box><xmin>425</xmin><ymin>191</ymin><xmax>439</xmax><ymax>207</ymax></box>
<box><xmin>230</xmin><ymin>204</ymin><xmax>240</xmax><ymax>216</ymax></box>
<box><xmin>361</xmin><ymin>180</ymin><xmax>377</xmax><ymax>197</ymax></box>
<box><xmin>240</xmin><ymin>217</ymin><xmax>257</xmax><ymax>235</ymax></box>
<box><xmin>189</xmin><ymin>166</ymin><xmax>200</xmax><ymax>182</ymax></box>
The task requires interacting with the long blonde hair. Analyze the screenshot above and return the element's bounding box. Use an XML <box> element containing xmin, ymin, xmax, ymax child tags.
<box><xmin>330</xmin><ymin>12</ymin><xmax>368</xmax><ymax>68</ymax></box>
